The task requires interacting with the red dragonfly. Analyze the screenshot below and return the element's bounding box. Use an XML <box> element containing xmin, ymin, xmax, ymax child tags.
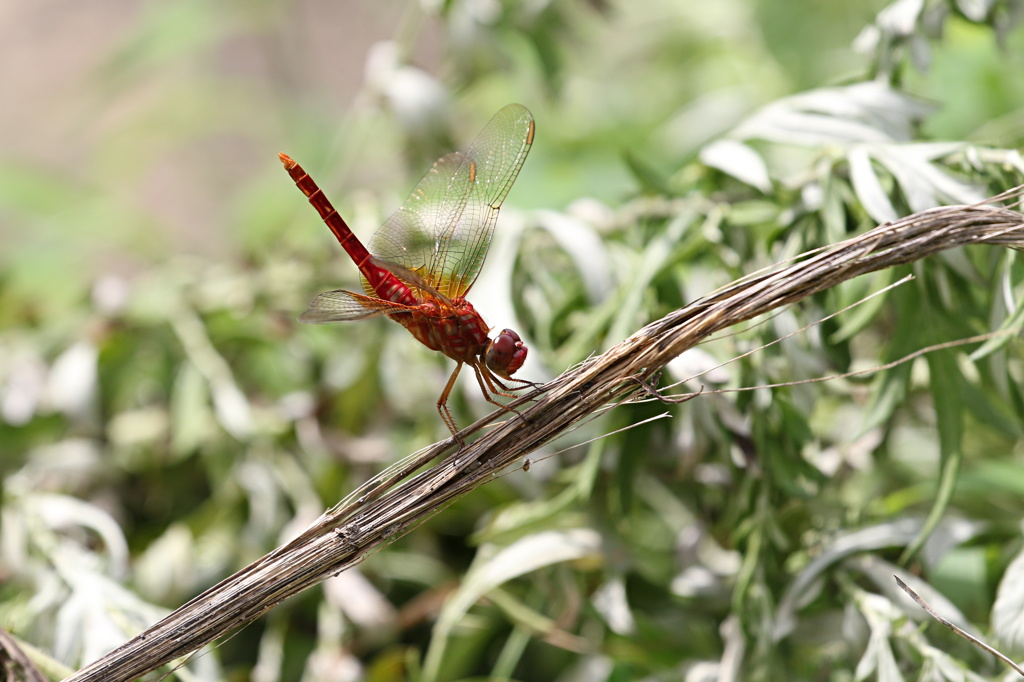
<box><xmin>280</xmin><ymin>103</ymin><xmax>535</xmax><ymax>438</ymax></box>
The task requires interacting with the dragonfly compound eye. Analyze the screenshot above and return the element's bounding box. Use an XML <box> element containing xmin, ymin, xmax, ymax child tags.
<box><xmin>485</xmin><ymin>329</ymin><xmax>527</xmax><ymax>377</ymax></box>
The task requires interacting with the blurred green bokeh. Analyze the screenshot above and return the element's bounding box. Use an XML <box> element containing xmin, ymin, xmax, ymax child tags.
<box><xmin>5</xmin><ymin>0</ymin><xmax>1024</xmax><ymax>680</ymax></box>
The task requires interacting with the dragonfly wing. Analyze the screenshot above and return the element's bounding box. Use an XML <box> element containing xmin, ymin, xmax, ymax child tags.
<box><xmin>369</xmin><ymin>104</ymin><xmax>534</xmax><ymax>299</ymax></box>
<box><xmin>368</xmin><ymin>152</ymin><xmax>467</xmax><ymax>282</ymax></box>
<box><xmin>432</xmin><ymin>104</ymin><xmax>534</xmax><ymax>299</ymax></box>
<box><xmin>299</xmin><ymin>289</ymin><xmax>412</xmax><ymax>323</ymax></box>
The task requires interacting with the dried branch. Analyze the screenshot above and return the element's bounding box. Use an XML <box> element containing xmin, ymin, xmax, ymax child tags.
<box><xmin>64</xmin><ymin>188</ymin><xmax>1024</xmax><ymax>682</ymax></box>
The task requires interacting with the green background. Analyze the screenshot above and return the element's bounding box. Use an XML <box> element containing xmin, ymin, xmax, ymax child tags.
<box><xmin>5</xmin><ymin>0</ymin><xmax>1024</xmax><ymax>679</ymax></box>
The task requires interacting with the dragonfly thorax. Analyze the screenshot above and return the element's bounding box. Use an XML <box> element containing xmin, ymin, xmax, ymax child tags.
<box><xmin>398</xmin><ymin>298</ymin><xmax>489</xmax><ymax>361</ymax></box>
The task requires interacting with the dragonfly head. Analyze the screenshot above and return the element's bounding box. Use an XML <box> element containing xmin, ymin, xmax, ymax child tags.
<box><xmin>485</xmin><ymin>329</ymin><xmax>527</xmax><ymax>378</ymax></box>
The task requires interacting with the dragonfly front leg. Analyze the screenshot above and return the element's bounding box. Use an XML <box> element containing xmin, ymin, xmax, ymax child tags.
<box><xmin>470</xmin><ymin>362</ymin><xmax>530</xmax><ymax>426</ymax></box>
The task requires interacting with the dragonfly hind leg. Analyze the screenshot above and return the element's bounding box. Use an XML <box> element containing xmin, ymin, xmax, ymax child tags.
<box><xmin>438</xmin><ymin>362</ymin><xmax>466</xmax><ymax>444</ymax></box>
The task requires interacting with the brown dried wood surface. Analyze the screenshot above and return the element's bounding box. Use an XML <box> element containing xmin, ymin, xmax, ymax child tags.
<box><xmin>63</xmin><ymin>188</ymin><xmax>1024</xmax><ymax>682</ymax></box>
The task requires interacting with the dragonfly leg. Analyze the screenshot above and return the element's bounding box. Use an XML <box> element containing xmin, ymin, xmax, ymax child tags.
<box><xmin>491</xmin><ymin>374</ymin><xmax>539</xmax><ymax>393</ymax></box>
<box><xmin>471</xmin><ymin>363</ymin><xmax>530</xmax><ymax>425</ymax></box>
<box><xmin>479</xmin><ymin>368</ymin><xmax>537</xmax><ymax>400</ymax></box>
<box><xmin>438</xmin><ymin>362</ymin><xmax>465</xmax><ymax>444</ymax></box>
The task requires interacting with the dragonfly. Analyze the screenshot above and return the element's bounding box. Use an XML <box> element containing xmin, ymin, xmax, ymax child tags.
<box><xmin>280</xmin><ymin>103</ymin><xmax>535</xmax><ymax>439</ymax></box>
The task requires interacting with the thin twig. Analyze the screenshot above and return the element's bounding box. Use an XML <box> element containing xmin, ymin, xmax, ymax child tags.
<box><xmin>894</xmin><ymin>575</ymin><xmax>1024</xmax><ymax>677</ymax></box>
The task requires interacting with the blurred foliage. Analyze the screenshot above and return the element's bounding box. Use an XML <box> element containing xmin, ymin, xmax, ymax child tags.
<box><xmin>5</xmin><ymin>0</ymin><xmax>1024</xmax><ymax>680</ymax></box>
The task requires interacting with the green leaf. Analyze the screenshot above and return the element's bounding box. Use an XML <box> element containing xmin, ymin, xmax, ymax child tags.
<box><xmin>899</xmin><ymin>348</ymin><xmax>963</xmax><ymax>564</ymax></box>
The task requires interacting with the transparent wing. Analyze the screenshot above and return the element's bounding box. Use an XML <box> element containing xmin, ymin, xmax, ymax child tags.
<box><xmin>363</xmin><ymin>152</ymin><xmax>464</xmax><ymax>297</ymax></box>
<box><xmin>299</xmin><ymin>289</ymin><xmax>413</xmax><ymax>323</ymax></box>
<box><xmin>368</xmin><ymin>103</ymin><xmax>535</xmax><ymax>299</ymax></box>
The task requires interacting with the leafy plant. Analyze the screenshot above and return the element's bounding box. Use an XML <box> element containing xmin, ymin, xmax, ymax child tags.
<box><xmin>4</xmin><ymin>0</ymin><xmax>1024</xmax><ymax>680</ymax></box>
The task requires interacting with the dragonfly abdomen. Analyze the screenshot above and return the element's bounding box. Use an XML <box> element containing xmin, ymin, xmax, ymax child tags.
<box><xmin>279</xmin><ymin>153</ymin><xmax>416</xmax><ymax>306</ymax></box>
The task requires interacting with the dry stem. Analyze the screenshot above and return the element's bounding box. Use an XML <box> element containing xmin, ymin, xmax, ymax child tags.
<box><xmin>64</xmin><ymin>188</ymin><xmax>1024</xmax><ymax>682</ymax></box>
